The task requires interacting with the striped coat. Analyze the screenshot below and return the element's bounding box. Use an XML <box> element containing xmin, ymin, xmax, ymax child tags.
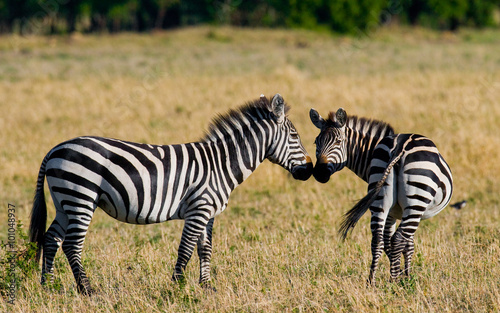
<box><xmin>30</xmin><ymin>94</ymin><xmax>312</xmax><ymax>294</ymax></box>
<box><xmin>310</xmin><ymin>108</ymin><xmax>452</xmax><ymax>283</ymax></box>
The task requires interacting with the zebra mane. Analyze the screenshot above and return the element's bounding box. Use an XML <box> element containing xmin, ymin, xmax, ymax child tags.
<box><xmin>202</xmin><ymin>96</ymin><xmax>290</xmax><ymax>142</ymax></box>
<box><xmin>327</xmin><ymin>112</ymin><xmax>395</xmax><ymax>138</ymax></box>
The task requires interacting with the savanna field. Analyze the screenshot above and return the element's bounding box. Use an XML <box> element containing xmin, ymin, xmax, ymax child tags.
<box><xmin>0</xmin><ymin>26</ymin><xmax>499</xmax><ymax>312</ymax></box>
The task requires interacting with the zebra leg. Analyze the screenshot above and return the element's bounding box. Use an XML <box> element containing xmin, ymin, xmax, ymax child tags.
<box><xmin>383</xmin><ymin>215</ymin><xmax>397</xmax><ymax>260</ymax></box>
<box><xmin>403</xmin><ymin>235</ymin><xmax>415</xmax><ymax>276</ymax></box>
<box><xmin>42</xmin><ymin>212</ymin><xmax>68</xmax><ymax>285</ymax></box>
<box><xmin>389</xmin><ymin>228</ymin><xmax>405</xmax><ymax>280</ymax></box>
<box><xmin>197</xmin><ymin>218</ymin><xmax>215</xmax><ymax>290</ymax></box>
<box><xmin>172</xmin><ymin>217</ymin><xmax>208</xmax><ymax>282</ymax></box>
<box><xmin>61</xmin><ymin>212</ymin><xmax>94</xmax><ymax>295</ymax></box>
<box><xmin>367</xmin><ymin>180</ymin><xmax>397</xmax><ymax>284</ymax></box>
<box><xmin>368</xmin><ymin>210</ymin><xmax>386</xmax><ymax>285</ymax></box>
<box><xmin>389</xmin><ymin>218</ymin><xmax>420</xmax><ymax>281</ymax></box>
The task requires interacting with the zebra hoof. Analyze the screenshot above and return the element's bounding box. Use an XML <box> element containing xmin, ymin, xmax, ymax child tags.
<box><xmin>366</xmin><ymin>277</ymin><xmax>376</xmax><ymax>287</ymax></box>
<box><xmin>77</xmin><ymin>285</ymin><xmax>94</xmax><ymax>296</ymax></box>
<box><xmin>76</xmin><ymin>275</ymin><xmax>94</xmax><ymax>296</ymax></box>
<box><xmin>389</xmin><ymin>274</ymin><xmax>402</xmax><ymax>283</ymax></box>
<box><xmin>171</xmin><ymin>273</ymin><xmax>186</xmax><ymax>283</ymax></box>
<box><xmin>200</xmin><ymin>281</ymin><xmax>217</xmax><ymax>292</ymax></box>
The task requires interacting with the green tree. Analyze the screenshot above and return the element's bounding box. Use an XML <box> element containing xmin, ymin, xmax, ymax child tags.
<box><xmin>466</xmin><ymin>0</ymin><xmax>499</xmax><ymax>27</ymax></box>
<box><xmin>427</xmin><ymin>0</ymin><xmax>468</xmax><ymax>30</ymax></box>
<box><xmin>327</xmin><ymin>0</ymin><xmax>386</xmax><ymax>33</ymax></box>
<box><xmin>154</xmin><ymin>0</ymin><xmax>179</xmax><ymax>29</ymax></box>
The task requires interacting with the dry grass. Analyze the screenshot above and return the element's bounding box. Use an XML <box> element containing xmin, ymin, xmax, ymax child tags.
<box><xmin>0</xmin><ymin>26</ymin><xmax>499</xmax><ymax>312</ymax></box>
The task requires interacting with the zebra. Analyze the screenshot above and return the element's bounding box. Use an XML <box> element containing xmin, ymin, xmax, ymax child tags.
<box><xmin>309</xmin><ymin>107</ymin><xmax>453</xmax><ymax>284</ymax></box>
<box><xmin>29</xmin><ymin>94</ymin><xmax>313</xmax><ymax>295</ymax></box>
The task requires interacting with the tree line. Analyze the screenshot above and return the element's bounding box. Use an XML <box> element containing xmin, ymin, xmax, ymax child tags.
<box><xmin>1</xmin><ymin>0</ymin><xmax>499</xmax><ymax>35</ymax></box>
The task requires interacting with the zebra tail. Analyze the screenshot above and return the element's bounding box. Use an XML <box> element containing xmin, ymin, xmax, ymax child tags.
<box><xmin>338</xmin><ymin>149</ymin><xmax>405</xmax><ymax>241</ymax></box>
<box><xmin>29</xmin><ymin>155</ymin><xmax>49</xmax><ymax>263</ymax></box>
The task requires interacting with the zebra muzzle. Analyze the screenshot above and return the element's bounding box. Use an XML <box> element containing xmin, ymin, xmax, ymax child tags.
<box><xmin>291</xmin><ymin>156</ymin><xmax>313</xmax><ymax>181</ymax></box>
<box><xmin>313</xmin><ymin>158</ymin><xmax>334</xmax><ymax>183</ymax></box>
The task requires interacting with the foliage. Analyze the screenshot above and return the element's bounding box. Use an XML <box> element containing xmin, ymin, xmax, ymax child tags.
<box><xmin>327</xmin><ymin>0</ymin><xmax>387</xmax><ymax>34</ymax></box>
<box><xmin>402</xmin><ymin>0</ymin><xmax>499</xmax><ymax>29</ymax></box>
<box><xmin>0</xmin><ymin>220</ymin><xmax>39</xmax><ymax>298</ymax></box>
<box><xmin>0</xmin><ymin>0</ymin><xmax>498</xmax><ymax>34</ymax></box>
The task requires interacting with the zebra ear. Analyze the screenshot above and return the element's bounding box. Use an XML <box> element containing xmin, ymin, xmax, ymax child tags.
<box><xmin>259</xmin><ymin>94</ymin><xmax>268</xmax><ymax>106</ymax></box>
<box><xmin>309</xmin><ymin>108</ymin><xmax>326</xmax><ymax>129</ymax></box>
<box><xmin>271</xmin><ymin>93</ymin><xmax>285</xmax><ymax>124</ymax></box>
<box><xmin>335</xmin><ymin>108</ymin><xmax>347</xmax><ymax>127</ymax></box>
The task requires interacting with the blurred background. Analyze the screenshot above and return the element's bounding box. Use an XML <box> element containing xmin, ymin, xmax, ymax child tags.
<box><xmin>1</xmin><ymin>1</ymin><xmax>499</xmax><ymax>311</ymax></box>
<box><xmin>1</xmin><ymin>0</ymin><xmax>499</xmax><ymax>35</ymax></box>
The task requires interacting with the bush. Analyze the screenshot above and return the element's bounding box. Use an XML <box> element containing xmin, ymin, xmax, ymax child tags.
<box><xmin>402</xmin><ymin>0</ymin><xmax>499</xmax><ymax>30</ymax></box>
<box><xmin>0</xmin><ymin>220</ymin><xmax>39</xmax><ymax>299</ymax></box>
<box><xmin>466</xmin><ymin>0</ymin><xmax>499</xmax><ymax>27</ymax></box>
<box><xmin>0</xmin><ymin>0</ymin><xmax>498</xmax><ymax>34</ymax></box>
<box><xmin>327</xmin><ymin>0</ymin><xmax>387</xmax><ymax>33</ymax></box>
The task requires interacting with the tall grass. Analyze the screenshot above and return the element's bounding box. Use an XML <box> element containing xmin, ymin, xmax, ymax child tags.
<box><xmin>0</xmin><ymin>26</ymin><xmax>499</xmax><ymax>312</ymax></box>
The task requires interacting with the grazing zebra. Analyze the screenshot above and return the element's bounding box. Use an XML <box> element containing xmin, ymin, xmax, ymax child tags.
<box><xmin>29</xmin><ymin>94</ymin><xmax>313</xmax><ymax>295</ymax></box>
<box><xmin>309</xmin><ymin>108</ymin><xmax>453</xmax><ymax>284</ymax></box>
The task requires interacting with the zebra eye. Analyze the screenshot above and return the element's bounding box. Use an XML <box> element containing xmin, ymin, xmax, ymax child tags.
<box><xmin>290</xmin><ymin>133</ymin><xmax>299</xmax><ymax>140</ymax></box>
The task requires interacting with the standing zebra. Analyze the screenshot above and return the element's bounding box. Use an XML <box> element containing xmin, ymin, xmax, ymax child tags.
<box><xmin>309</xmin><ymin>108</ymin><xmax>452</xmax><ymax>284</ymax></box>
<box><xmin>29</xmin><ymin>94</ymin><xmax>313</xmax><ymax>294</ymax></box>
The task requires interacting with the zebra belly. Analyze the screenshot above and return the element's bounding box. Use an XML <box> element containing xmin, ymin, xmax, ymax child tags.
<box><xmin>95</xmin><ymin>182</ymin><xmax>193</xmax><ymax>224</ymax></box>
<box><xmin>96</xmin><ymin>186</ymin><xmax>189</xmax><ymax>224</ymax></box>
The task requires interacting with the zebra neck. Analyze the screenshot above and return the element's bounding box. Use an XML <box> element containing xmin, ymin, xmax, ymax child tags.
<box><xmin>209</xmin><ymin>134</ymin><xmax>265</xmax><ymax>186</ymax></box>
<box><xmin>345</xmin><ymin>128</ymin><xmax>385</xmax><ymax>182</ymax></box>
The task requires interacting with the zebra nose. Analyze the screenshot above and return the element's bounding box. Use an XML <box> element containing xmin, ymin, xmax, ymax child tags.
<box><xmin>291</xmin><ymin>157</ymin><xmax>313</xmax><ymax>181</ymax></box>
<box><xmin>313</xmin><ymin>163</ymin><xmax>332</xmax><ymax>183</ymax></box>
<box><xmin>313</xmin><ymin>155</ymin><xmax>333</xmax><ymax>183</ymax></box>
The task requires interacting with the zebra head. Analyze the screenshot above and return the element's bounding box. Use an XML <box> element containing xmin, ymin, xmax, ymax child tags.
<box><xmin>309</xmin><ymin>108</ymin><xmax>348</xmax><ymax>183</ymax></box>
<box><xmin>266</xmin><ymin>94</ymin><xmax>313</xmax><ymax>181</ymax></box>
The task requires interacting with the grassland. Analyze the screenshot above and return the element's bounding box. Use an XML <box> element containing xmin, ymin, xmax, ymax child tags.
<box><xmin>0</xmin><ymin>26</ymin><xmax>499</xmax><ymax>312</ymax></box>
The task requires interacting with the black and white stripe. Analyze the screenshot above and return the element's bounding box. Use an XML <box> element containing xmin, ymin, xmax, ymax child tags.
<box><xmin>310</xmin><ymin>108</ymin><xmax>453</xmax><ymax>283</ymax></box>
<box><xmin>30</xmin><ymin>94</ymin><xmax>313</xmax><ymax>294</ymax></box>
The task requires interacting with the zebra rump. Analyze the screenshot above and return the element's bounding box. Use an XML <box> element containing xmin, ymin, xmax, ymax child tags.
<box><xmin>338</xmin><ymin>148</ymin><xmax>405</xmax><ymax>240</ymax></box>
